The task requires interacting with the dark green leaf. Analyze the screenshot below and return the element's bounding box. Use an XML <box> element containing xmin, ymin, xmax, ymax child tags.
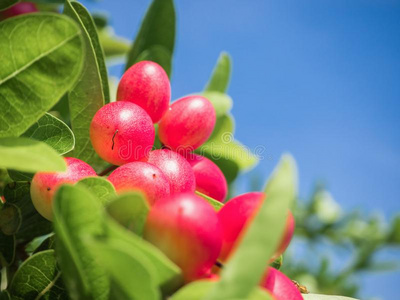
<box><xmin>204</xmin><ymin>52</ymin><xmax>232</xmax><ymax>93</ymax></box>
<box><xmin>2</xmin><ymin>182</ymin><xmax>52</xmax><ymax>241</ymax></box>
<box><xmin>106</xmin><ymin>192</ymin><xmax>149</xmax><ymax>236</ymax></box>
<box><xmin>0</xmin><ymin>231</ymin><xmax>15</xmax><ymax>267</ymax></box>
<box><xmin>136</xmin><ymin>45</ymin><xmax>172</xmax><ymax>77</ymax></box>
<box><xmin>0</xmin><ymin>137</ymin><xmax>66</xmax><ymax>173</ymax></box>
<box><xmin>195</xmin><ymin>191</ymin><xmax>224</xmax><ymax>211</ymax></box>
<box><xmin>6</xmin><ymin>170</ymin><xmax>33</xmax><ymax>182</ymax></box>
<box><xmin>53</xmin><ymin>184</ymin><xmax>109</xmax><ymax>300</ymax></box>
<box><xmin>64</xmin><ymin>1</ymin><xmax>109</xmax><ymax>170</ymax></box>
<box><xmin>76</xmin><ymin>176</ymin><xmax>116</xmax><ymax>205</ymax></box>
<box><xmin>270</xmin><ymin>255</ymin><xmax>283</xmax><ymax>270</ymax></box>
<box><xmin>22</xmin><ymin>113</ymin><xmax>75</xmax><ymax>155</ymax></box>
<box><xmin>87</xmin><ymin>237</ymin><xmax>160</xmax><ymax>300</ymax></box>
<box><xmin>0</xmin><ymin>290</ymin><xmax>11</xmax><ymax>300</ymax></box>
<box><xmin>388</xmin><ymin>215</ymin><xmax>400</xmax><ymax>244</ymax></box>
<box><xmin>205</xmin><ymin>154</ymin><xmax>297</xmax><ymax>299</ymax></box>
<box><xmin>125</xmin><ymin>0</ymin><xmax>175</xmax><ymax>76</ymax></box>
<box><xmin>32</xmin><ymin>235</ymin><xmax>55</xmax><ymax>254</ymax></box>
<box><xmin>0</xmin><ymin>13</ymin><xmax>84</xmax><ymax>137</ymax></box>
<box><xmin>9</xmin><ymin>250</ymin><xmax>68</xmax><ymax>300</ymax></box>
<box><xmin>0</xmin><ymin>203</ymin><xmax>20</xmax><ymax>235</ymax></box>
<box><xmin>0</xmin><ymin>0</ymin><xmax>18</xmax><ymax>11</ymax></box>
<box><xmin>105</xmin><ymin>217</ymin><xmax>182</xmax><ymax>290</ymax></box>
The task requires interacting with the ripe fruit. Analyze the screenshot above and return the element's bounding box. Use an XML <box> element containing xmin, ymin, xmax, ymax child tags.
<box><xmin>144</xmin><ymin>193</ymin><xmax>222</xmax><ymax>282</ymax></box>
<box><xmin>261</xmin><ymin>267</ymin><xmax>303</xmax><ymax>300</ymax></box>
<box><xmin>218</xmin><ymin>192</ymin><xmax>295</xmax><ymax>262</ymax></box>
<box><xmin>90</xmin><ymin>101</ymin><xmax>155</xmax><ymax>166</ymax></box>
<box><xmin>1</xmin><ymin>2</ymin><xmax>38</xmax><ymax>19</ymax></box>
<box><xmin>30</xmin><ymin>157</ymin><xmax>96</xmax><ymax>220</ymax></box>
<box><xmin>145</xmin><ymin>149</ymin><xmax>195</xmax><ymax>194</ymax></box>
<box><xmin>117</xmin><ymin>61</ymin><xmax>170</xmax><ymax>123</ymax></box>
<box><xmin>185</xmin><ymin>153</ymin><xmax>227</xmax><ymax>202</ymax></box>
<box><xmin>158</xmin><ymin>96</ymin><xmax>216</xmax><ymax>152</ymax></box>
<box><xmin>107</xmin><ymin>161</ymin><xmax>170</xmax><ymax>205</ymax></box>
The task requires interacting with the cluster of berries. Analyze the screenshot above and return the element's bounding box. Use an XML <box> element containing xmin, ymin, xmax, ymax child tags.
<box><xmin>29</xmin><ymin>61</ymin><xmax>302</xmax><ymax>299</ymax></box>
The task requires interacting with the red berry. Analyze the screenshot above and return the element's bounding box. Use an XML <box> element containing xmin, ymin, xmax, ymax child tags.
<box><xmin>117</xmin><ymin>61</ymin><xmax>170</xmax><ymax>123</ymax></box>
<box><xmin>145</xmin><ymin>149</ymin><xmax>196</xmax><ymax>194</ymax></box>
<box><xmin>90</xmin><ymin>101</ymin><xmax>155</xmax><ymax>166</ymax></box>
<box><xmin>1</xmin><ymin>2</ymin><xmax>38</xmax><ymax>19</ymax></box>
<box><xmin>30</xmin><ymin>157</ymin><xmax>96</xmax><ymax>220</ymax></box>
<box><xmin>158</xmin><ymin>96</ymin><xmax>216</xmax><ymax>152</ymax></box>
<box><xmin>218</xmin><ymin>192</ymin><xmax>295</xmax><ymax>262</ymax></box>
<box><xmin>185</xmin><ymin>153</ymin><xmax>227</xmax><ymax>202</ymax></box>
<box><xmin>261</xmin><ymin>267</ymin><xmax>303</xmax><ymax>300</ymax></box>
<box><xmin>144</xmin><ymin>193</ymin><xmax>222</xmax><ymax>282</ymax></box>
<box><xmin>107</xmin><ymin>162</ymin><xmax>170</xmax><ymax>205</ymax></box>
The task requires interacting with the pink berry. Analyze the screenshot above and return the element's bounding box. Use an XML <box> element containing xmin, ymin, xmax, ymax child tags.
<box><xmin>185</xmin><ymin>153</ymin><xmax>227</xmax><ymax>202</ymax></box>
<box><xmin>261</xmin><ymin>267</ymin><xmax>303</xmax><ymax>300</ymax></box>
<box><xmin>158</xmin><ymin>96</ymin><xmax>216</xmax><ymax>152</ymax></box>
<box><xmin>90</xmin><ymin>101</ymin><xmax>155</xmax><ymax>166</ymax></box>
<box><xmin>1</xmin><ymin>2</ymin><xmax>38</xmax><ymax>19</ymax></box>
<box><xmin>30</xmin><ymin>157</ymin><xmax>96</xmax><ymax>220</ymax></box>
<box><xmin>107</xmin><ymin>162</ymin><xmax>170</xmax><ymax>205</ymax></box>
<box><xmin>144</xmin><ymin>149</ymin><xmax>196</xmax><ymax>194</ymax></box>
<box><xmin>218</xmin><ymin>192</ymin><xmax>295</xmax><ymax>262</ymax></box>
<box><xmin>144</xmin><ymin>193</ymin><xmax>222</xmax><ymax>282</ymax></box>
<box><xmin>117</xmin><ymin>61</ymin><xmax>170</xmax><ymax>123</ymax></box>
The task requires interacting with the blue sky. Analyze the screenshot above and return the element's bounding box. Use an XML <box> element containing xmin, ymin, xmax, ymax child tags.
<box><xmin>81</xmin><ymin>1</ymin><xmax>400</xmax><ymax>298</ymax></box>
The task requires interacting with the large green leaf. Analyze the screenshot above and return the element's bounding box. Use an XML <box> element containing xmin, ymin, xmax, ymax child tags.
<box><xmin>0</xmin><ymin>137</ymin><xmax>66</xmax><ymax>173</ymax></box>
<box><xmin>204</xmin><ymin>52</ymin><xmax>232</xmax><ymax>93</ymax></box>
<box><xmin>106</xmin><ymin>192</ymin><xmax>149</xmax><ymax>236</ymax></box>
<box><xmin>87</xmin><ymin>237</ymin><xmax>160</xmax><ymax>300</ymax></box>
<box><xmin>0</xmin><ymin>0</ymin><xmax>18</xmax><ymax>10</ymax></box>
<box><xmin>64</xmin><ymin>0</ymin><xmax>109</xmax><ymax>169</ymax></box>
<box><xmin>125</xmin><ymin>0</ymin><xmax>175</xmax><ymax>76</ymax></box>
<box><xmin>53</xmin><ymin>184</ymin><xmax>109</xmax><ymax>300</ymax></box>
<box><xmin>76</xmin><ymin>176</ymin><xmax>116</xmax><ymax>205</ymax></box>
<box><xmin>9</xmin><ymin>250</ymin><xmax>68</xmax><ymax>300</ymax></box>
<box><xmin>195</xmin><ymin>191</ymin><xmax>224</xmax><ymax>211</ymax></box>
<box><xmin>171</xmin><ymin>280</ymin><xmax>273</xmax><ymax>300</ymax></box>
<box><xmin>105</xmin><ymin>217</ymin><xmax>182</xmax><ymax>290</ymax></box>
<box><xmin>205</xmin><ymin>154</ymin><xmax>298</xmax><ymax>300</ymax></box>
<box><xmin>0</xmin><ymin>231</ymin><xmax>15</xmax><ymax>267</ymax></box>
<box><xmin>0</xmin><ymin>13</ymin><xmax>84</xmax><ymax>137</ymax></box>
<box><xmin>303</xmin><ymin>295</ymin><xmax>359</xmax><ymax>300</ymax></box>
<box><xmin>2</xmin><ymin>182</ymin><xmax>52</xmax><ymax>241</ymax></box>
<box><xmin>22</xmin><ymin>113</ymin><xmax>75</xmax><ymax>155</ymax></box>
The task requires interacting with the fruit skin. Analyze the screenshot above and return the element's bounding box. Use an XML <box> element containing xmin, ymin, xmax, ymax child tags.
<box><xmin>107</xmin><ymin>161</ymin><xmax>170</xmax><ymax>205</ymax></box>
<box><xmin>1</xmin><ymin>2</ymin><xmax>38</xmax><ymax>19</ymax></box>
<box><xmin>144</xmin><ymin>193</ymin><xmax>222</xmax><ymax>282</ymax></box>
<box><xmin>158</xmin><ymin>95</ymin><xmax>216</xmax><ymax>152</ymax></box>
<box><xmin>185</xmin><ymin>153</ymin><xmax>227</xmax><ymax>202</ymax></box>
<box><xmin>30</xmin><ymin>157</ymin><xmax>96</xmax><ymax>221</ymax></box>
<box><xmin>90</xmin><ymin>101</ymin><xmax>155</xmax><ymax>166</ymax></box>
<box><xmin>261</xmin><ymin>267</ymin><xmax>303</xmax><ymax>300</ymax></box>
<box><xmin>218</xmin><ymin>192</ymin><xmax>295</xmax><ymax>262</ymax></box>
<box><xmin>144</xmin><ymin>149</ymin><xmax>196</xmax><ymax>194</ymax></box>
<box><xmin>117</xmin><ymin>61</ymin><xmax>170</xmax><ymax>123</ymax></box>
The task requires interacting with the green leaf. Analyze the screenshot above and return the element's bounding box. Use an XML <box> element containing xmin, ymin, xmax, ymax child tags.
<box><xmin>136</xmin><ymin>45</ymin><xmax>172</xmax><ymax>77</ymax></box>
<box><xmin>87</xmin><ymin>237</ymin><xmax>160</xmax><ymax>300</ymax></box>
<box><xmin>202</xmin><ymin>92</ymin><xmax>233</xmax><ymax>118</ymax></box>
<box><xmin>0</xmin><ymin>203</ymin><xmax>20</xmax><ymax>235</ymax></box>
<box><xmin>0</xmin><ymin>231</ymin><xmax>15</xmax><ymax>267</ymax></box>
<box><xmin>205</xmin><ymin>154</ymin><xmax>298</xmax><ymax>300</ymax></box>
<box><xmin>270</xmin><ymin>255</ymin><xmax>283</xmax><ymax>270</ymax></box>
<box><xmin>171</xmin><ymin>280</ymin><xmax>273</xmax><ymax>300</ymax></box>
<box><xmin>0</xmin><ymin>0</ymin><xmax>19</xmax><ymax>10</ymax></box>
<box><xmin>76</xmin><ymin>176</ymin><xmax>116</xmax><ymax>205</ymax></box>
<box><xmin>125</xmin><ymin>0</ymin><xmax>175</xmax><ymax>76</ymax></box>
<box><xmin>105</xmin><ymin>217</ymin><xmax>182</xmax><ymax>290</ymax></box>
<box><xmin>0</xmin><ymin>13</ymin><xmax>84</xmax><ymax>137</ymax></box>
<box><xmin>195</xmin><ymin>191</ymin><xmax>224</xmax><ymax>211</ymax></box>
<box><xmin>32</xmin><ymin>235</ymin><xmax>55</xmax><ymax>255</ymax></box>
<box><xmin>63</xmin><ymin>1</ymin><xmax>109</xmax><ymax>169</ymax></box>
<box><xmin>2</xmin><ymin>182</ymin><xmax>52</xmax><ymax>241</ymax></box>
<box><xmin>302</xmin><ymin>295</ymin><xmax>360</xmax><ymax>300</ymax></box>
<box><xmin>0</xmin><ymin>137</ymin><xmax>66</xmax><ymax>173</ymax></box>
<box><xmin>204</xmin><ymin>52</ymin><xmax>232</xmax><ymax>93</ymax></box>
<box><xmin>53</xmin><ymin>184</ymin><xmax>109</xmax><ymax>300</ymax></box>
<box><xmin>106</xmin><ymin>192</ymin><xmax>149</xmax><ymax>236</ymax></box>
<box><xmin>9</xmin><ymin>250</ymin><xmax>68</xmax><ymax>300</ymax></box>
<box><xmin>98</xmin><ymin>28</ymin><xmax>130</xmax><ymax>58</ymax></box>
<box><xmin>6</xmin><ymin>170</ymin><xmax>33</xmax><ymax>182</ymax></box>
<box><xmin>22</xmin><ymin>113</ymin><xmax>75</xmax><ymax>155</ymax></box>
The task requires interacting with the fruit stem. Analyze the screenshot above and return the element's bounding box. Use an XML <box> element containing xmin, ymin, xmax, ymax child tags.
<box><xmin>98</xmin><ymin>165</ymin><xmax>117</xmax><ymax>177</ymax></box>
